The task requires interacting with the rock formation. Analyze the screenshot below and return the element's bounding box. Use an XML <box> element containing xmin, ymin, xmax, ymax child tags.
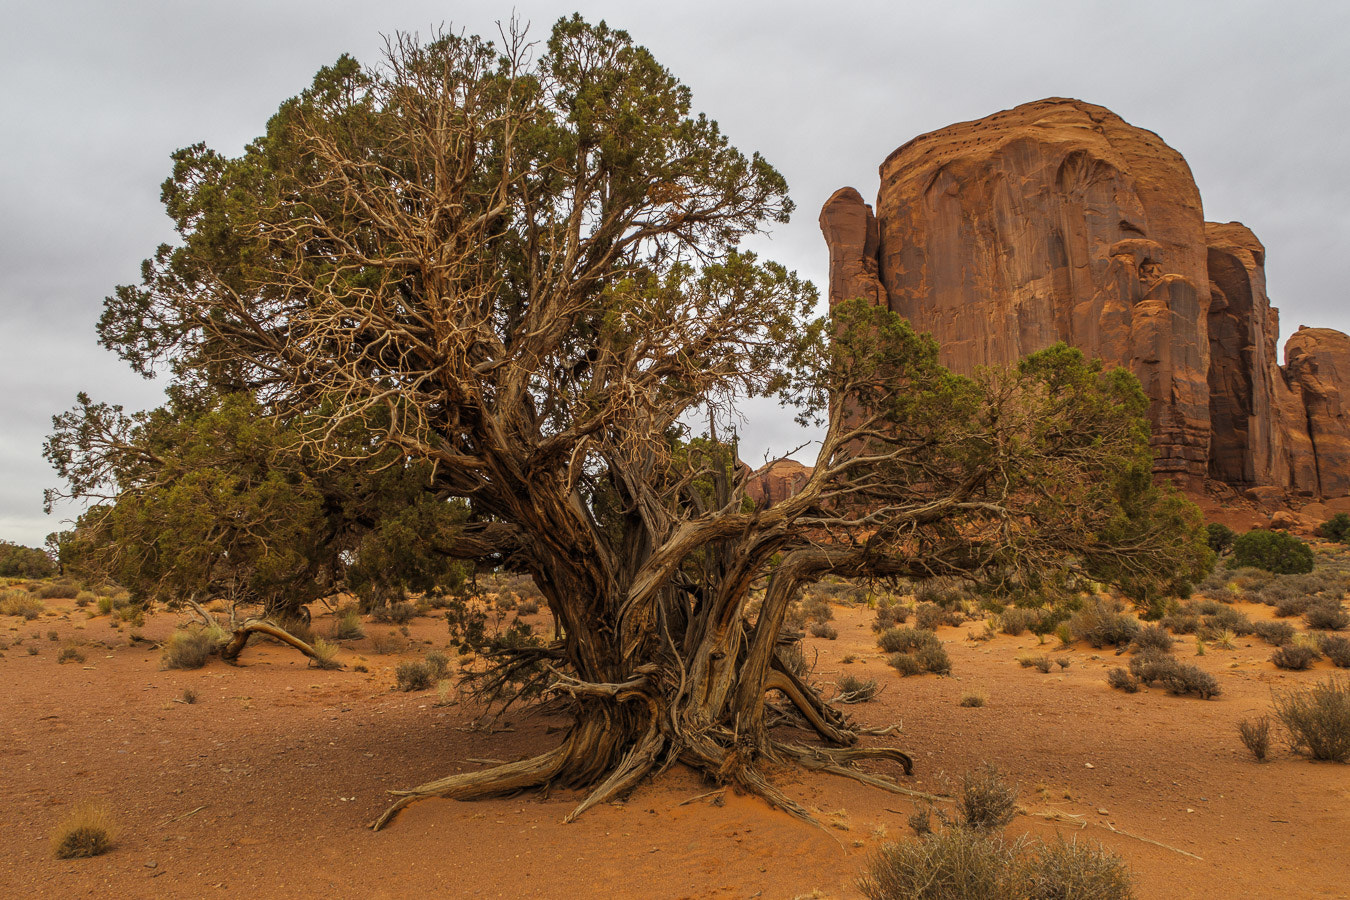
<box><xmin>1285</xmin><ymin>328</ymin><xmax>1350</xmax><ymax>498</ymax></box>
<box><xmin>745</xmin><ymin>458</ymin><xmax>812</xmax><ymax>508</ymax></box>
<box><xmin>823</xmin><ymin>97</ymin><xmax>1349</xmax><ymax>501</ymax></box>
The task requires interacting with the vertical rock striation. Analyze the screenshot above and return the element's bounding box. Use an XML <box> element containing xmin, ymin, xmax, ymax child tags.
<box><xmin>824</xmin><ymin>97</ymin><xmax>1350</xmax><ymax>500</ymax></box>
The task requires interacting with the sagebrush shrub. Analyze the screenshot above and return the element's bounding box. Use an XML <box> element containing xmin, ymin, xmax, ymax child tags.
<box><xmin>888</xmin><ymin>652</ymin><xmax>924</xmax><ymax>677</ymax></box>
<box><xmin>1068</xmin><ymin>599</ymin><xmax>1140</xmax><ymax>649</ymax></box>
<box><xmin>1271</xmin><ymin>644</ymin><xmax>1319</xmax><ymax>671</ymax></box>
<box><xmin>1272</xmin><ymin>675</ymin><xmax>1350</xmax><ymax>762</ymax></box>
<box><xmin>879</xmin><ymin>627</ymin><xmax>940</xmax><ymax>655</ymax></box>
<box><xmin>1252</xmin><ymin>620</ymin><xmax>1295</xmax><ymax>646</ymax></box>
<box><xmin>36</xmin><ymin>582</ymin><xmax>78</xmax><ymax>600</ymax></box>
<box><xmin>873</xmin><ymin>600</ymin><xmax>910</xmax><ymax>632</ymax></box>
<box><xmin>1305</xmin><ymin>601</ymin><xmax>1349</xmax><ymax>631</ymax></box>
<box><xmin>810</xmin><ymin>621</ymin><xmax>839</xmax><ymax>640</ymax></box>
<box><xmin>1319</xmin><ymin>634</ymin><xmax>1350</xmax><ymax>668</ymax></box>
<box><xmin>1106</xmin><ymin>668</ymin><xmax>1139</xmax><ymax>693</ymax></box>
<box><xmin>373</xmin><ymin>600</ymin><xmax>416</xmax><ymax>625</ymax></box>
<box><xmin>395</xmin><ymin>660</ymin><xmax>433</xmax><ymax>691</ymax></box>
<box><xmin>1131</xmin><ymin>624</ymin><xmax>1173</xmax><ymax>653</ymax></box>
<box><xmin>858</xmin><ymin>828</ymin><xmax>1012</xmax><ymax>900</ymax></box>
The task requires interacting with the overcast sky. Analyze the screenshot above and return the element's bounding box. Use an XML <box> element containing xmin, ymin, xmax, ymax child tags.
<box><xmin>2</xmin><ymin>0</ymin><xmax>1347</xmax><ymax>547</ymax></box>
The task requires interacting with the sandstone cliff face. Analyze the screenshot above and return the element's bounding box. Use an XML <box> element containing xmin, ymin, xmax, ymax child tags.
<box><xmin>1203</xmin><ymin>222</ymin><xmax>1318</xmax><ymax>492</ymax></box>
<box><xmin>745</xmin><ymin>458</ymin><xmax>812</xmax><ymax>508</ymax></box>
<box><xmin>823</xmin><ymin>97</ymin><xmax>1350</xmax><ymax>500</ymax></box>
<box><xmin>1285</xmin><ymin>328</ymin><xmax>1350</xmax><ymax>498</ymax></box>
<box><xmin>869</xmin><ymin>98</ymin><xmax>1210</xmax><ymax>479</ymax></box>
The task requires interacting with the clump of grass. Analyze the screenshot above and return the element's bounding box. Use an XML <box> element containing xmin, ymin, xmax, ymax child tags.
<box><xmin>810</xmin><ymin>621</ymin><xmax>839</xmax><ymax>640</ymax></box>
<box><xmin>1055</xmin><ymin>658</ymin><xmax>1070</xmax><ymax>670</ymax></box>
<box><xmin>47</xmin><ymin>629</ymin><xmax>59</xmax><ymax>641</ymax></box>
<box><xmin>50</xmin><ymin>802</ymin><xmax>117</xmax><ymax>859</ymax></box>
<box><xmin>27</xmin><ymin>645</ymin><xmax>38</xmax><ymax>656</ymax></box>
<box><xmin>57</xmin><ymin>646</ymin><xmax>85</xmax><ymax>665</ymax></box>
<box><xmin>959</xmin><ymin>692</ymin><xmax>987</xmax><ymax>708</ymax></box>
<box><xmin>160</xmin><ymin>628</ymin><xmax>218</xmax><ymax>670</ymax></box>
<box><xmin>1272</xmin><ymin>675</ymin><xmax>1350</xmax><ymax>762</ymax></box>
<box><xmin>516</xmin><ymin>598</ymin><xmax>540</xmax><ymax>616</ymax></box>
<box><xmin>1271</xmin><ymin>644</ymin><xmax>1319</xmax><ymax>671</ymax></box>
<box><xmin>331</xmin><ymin>606</ymin><xmax>365</xmax><ymax>640</ymax></box>
<box><xmin>394</xmin><ymin>659</ymin><xmax>434</xmax><ymax>692</ymax></box>
<box><xmin>36</xmin><ymin>582</ymin><xmax>78</xmax><ymax>600</ymax></box>
<box><xmin>180</xmin><ymin>687</ymin><xmax>199</xmax><ymax>705</ymax></box>
<box><xmin>1055</xmin><ymin>623</ymin><xmax>1073</xmax><ymax>648</ymax></box>
<box><xmin>96</xmin><ymin>596</ymin><xmax>114</xmax><ymax>615</ymax></box>
<box><xmin>0</xmin><ymin>590</ymin><xmax>45</xmax><ymax>619</ymax></box>
<box><xmin>836</xmin><ymin>674</ymin><xmax>878</xmax><ymax>703</ymax></box>
<box><xmin>309</xmin><ymin>638</ymin><xmax>341</xmax><ymax>670</ymax></box>
<box><xmin>74</xmin><ymin>591</ymin><xmax>96</xmax><ymax>607</ymax></box>
<box><xmin>1238</xmin><ymin>716</ymin><xmax>1270</xmax><ymax>761</ymax></box>
<box><xmin>860</xmin><ymin>823</ymin><xmax>1134</xmax><ymax>900</ymax></box>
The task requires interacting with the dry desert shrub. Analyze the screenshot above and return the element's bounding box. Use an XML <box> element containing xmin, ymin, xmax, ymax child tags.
<box><xmin>1319</xmin><ymin>634</ymin><xmax>1350</xmax><ymax>668</ymax></box>
<box><xmin>835</xmin><ymin>674</ymin><xmax>878</xmax><ymax>703</ymax></box>
<box><xmin>36</xmin><ymin>581</ymin><xmax>79</xmax><ymax>600</ymax></box>
<box><xmin>1251</xmin><ymin>620</ymin><xmax>1295</xmax><ymax>647</ymax></box>
<box><xmin>1304</xmin><ymin>600</ymin><xmax>1349</xmax><ymax>631</ymax></box>
<box><xmin>1130</xmin><ymin>623</ymin><xmax>1173</xmax><ymax>653</ymax></box>
<box><xmin>809</xmin><ymin>621</ymin><xmax>839</xmax><ymax>640</ymax></box>
<box><xmin>1238</xmin><ymin>716</ymin><xmax>1271</xmax><ymax>761</ymax></box>
<box><xmin>51</xmin><ymin>802</ymin><xmax>117</xmax><ymax>859</ymax></box>
<box><xmin>161</xmin><ymin>628</ymin><xmax>218</xmax><ymax>670</ymax></box>
<box><xmin>959</xmin><ymin>692</ymin><xmax>987</xmax><ymax>708</ymax></box>
<box><xmin>0</xmin><ymin>589</ymin><xmax>44</xmax><ymax>619</ymax></box>
<box><xmin>957</xmin><ymin>765</ymin><xmax>1018</xmax><ymax>831</ymax></box>
<box><xmin>858</xmin><ymin>828</ymin><xmax>1012</xmax><ymax>899</ymax></box>
<box><xmin>57</xmin><ymin>645</ymin><xmax>85</xmax><ymax>665</ymax></box>
<box><xmin>372</xmin><ymin>600</ymin><xmax>416</xmax><ymax>625</ymax></box>
<box><xmin>309</xmin><ymin>638</ymin><xmax>341</xmax><ymax>670</ymax></box>
<box><xmin>1015</xmin><ymin>836</ymin><xmax>1134</xmax><ymax>900</ymax></box>
<box><xmin>395</xmin><ymin>659</ymin><xmax>433</xmax><ymax>692</ymax></box>
<box><xmin>1271</xmin><ymin>644</ymin><xmax>1319</xmax><ymax>671</ymax></box>
<box><xmin>1068</xmin><ymin>599</ymin><xmax>1140</xmax><ymax>649</ymax></box>
<box><xmin>1272</xmin><ymin>675</ymin><xmax>1350</xmax><ymax>762</ymax></box>
<box><xmin>331</xmin><ymin>606</ymin><xmax>365</xmax><ymax>640</ymax></box>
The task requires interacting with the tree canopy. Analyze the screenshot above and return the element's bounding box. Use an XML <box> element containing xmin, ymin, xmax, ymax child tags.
<box><xmin>53</xmin><ymin>15</ymin><xmax>1210</xmax><ymax>827</ymax></box>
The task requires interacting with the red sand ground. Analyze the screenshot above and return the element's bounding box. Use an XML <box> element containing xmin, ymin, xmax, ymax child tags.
<box><xmin>2</xmin><ymin>592</ymin><xmax>1349</xmax><ymax>899</ymax></box>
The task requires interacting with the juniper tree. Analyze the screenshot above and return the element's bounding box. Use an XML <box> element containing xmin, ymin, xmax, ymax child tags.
<box><xmin>73</xmin><ymin>15</ymin><xmax>1209</xmax><ymax>826</ymax></box>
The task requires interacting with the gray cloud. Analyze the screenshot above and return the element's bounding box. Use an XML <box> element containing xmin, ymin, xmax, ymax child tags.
<box><xmin>3</xmin><ymin>0</ymin><xmax>1346</xmax><ymax>545</ymax></box>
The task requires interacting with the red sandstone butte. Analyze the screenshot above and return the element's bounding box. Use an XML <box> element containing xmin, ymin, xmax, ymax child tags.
<box><xmin>822</xmin><ymin>97</ymin><xmax>1350</xmax><ymax>501</ymax></box>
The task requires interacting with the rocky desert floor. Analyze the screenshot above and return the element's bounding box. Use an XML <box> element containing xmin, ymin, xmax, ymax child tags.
<box><xmin>2</xmin><ymin>579</ymin><xmax>1349</xmax><ymax>899</ymax></box>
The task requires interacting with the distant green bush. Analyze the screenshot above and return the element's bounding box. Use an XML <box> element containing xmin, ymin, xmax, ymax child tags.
<box><xmin>1316</xmin><ymin>513</ymin><xmax>1350</xmax><ymax>543</ymax></box>
<box><xmin>1205</xmin><ymin>523</ymin><xmax>1236</xmax><ymax>555</ymax></box>
<box><xmin>1231</xmin><ymin>530</ymin><xmax>1314</xmax><ymax>575</ymax></box>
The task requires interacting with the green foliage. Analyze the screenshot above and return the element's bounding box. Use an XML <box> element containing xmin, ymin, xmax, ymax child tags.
<box><xmin>1231</xmin><ymin>530</ymin><xmax>1315</xmax><ymax>575</ymax></box>
<box><xmin>1316</xmin><ymin>513</ymin><xmax>1350</xmax><ymax>543</ymax></box>
<box><xmin>0</xmin><ymin>541</ymin><xmax>55</xmax><ymax>578</ymax></box>
<box><xmin>1205</xmin><ymin>523</ymin><xmax>1236</xmax><ymax>555</ymax></box>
